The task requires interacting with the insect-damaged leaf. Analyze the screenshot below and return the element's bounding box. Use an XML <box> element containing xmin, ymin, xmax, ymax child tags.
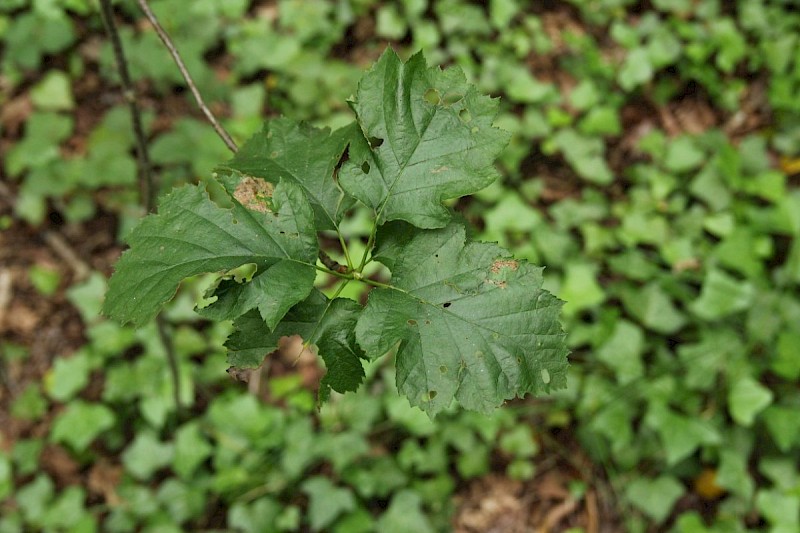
<box><xmin>356</xmin><ymin>222</ymin><xmax>569</xmax><ymax>416</ymax></box>
<box><xmin>103</xmin><ymin>180</ymin><xmax>318</xmax><ymax>326</ymax></box>
<box><xmin>217</xmin><ymin>118</ymin><xmax>357</xmax><ymax>231</ymax></box>
<box><xmin>195</xmin><ymin>260</ymin><xmax>316</xmax><ymax>329</ymax></box>
<box><xmin>339</xmin><ymin>48</ymin><xmax>510</xmax><ymax>229</ymax></box>
<box><xmin>226</xmin><ymin>290</ymin><xmax>366</xmax><ymax>400</ymax></box>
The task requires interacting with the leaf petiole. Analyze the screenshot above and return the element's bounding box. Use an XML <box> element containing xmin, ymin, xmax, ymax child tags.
<box><xmin>315</xmin><ymin>260</ymin><xmax>402</xmax><ymax>292</ymax></box>
<box><xmin>337</xmin><ymin>231</ymin><xmax>355</xmax><ymax>272</ymax></box>
<box><xmin>357</xmin><ymin>215</ymin><xmax>379</xmax><ymax>272</ymax></box>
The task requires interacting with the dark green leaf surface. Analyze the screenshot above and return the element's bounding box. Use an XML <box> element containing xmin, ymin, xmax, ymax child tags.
<box><xmin>356</xmin><ymin>222</ymin><xmax>568</xmax><ymax>416</ymax></box>
<box><xmin>217</xmin><ymin>118</ymin><xmax>356</xmax><ymax>230</ymax></box>
<box><xmin>103</xmin><ymin>181</ymin><xmax>318</xmax><ymax>326</ymax></box>
<box><xmin>196</xmin><ymin>260</ymin><xmax>316</xmax><ymax>328</ymax></box>
<box><xmin>339</xmin><ymin>49</ymin><xmax>510</xmax><ymax>229</ymax></box>
<box><xmin>226</xmin><ymin>290</ymin><xmax>365</xmax><ymax>399</ymax></box>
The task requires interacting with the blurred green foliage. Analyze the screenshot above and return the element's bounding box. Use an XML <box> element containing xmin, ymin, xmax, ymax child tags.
<box><xmin>2</xmin><ymin>0</ymin><xmax>800</xmax><ymax>531</ymax></box>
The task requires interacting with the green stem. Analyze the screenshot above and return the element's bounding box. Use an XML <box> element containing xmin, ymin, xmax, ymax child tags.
<box><xmin>358</xmin><ymin>213</ymin><xmax>379</xmax><ymax>271</ymax></box>
<box><xmin>328</xmin><ymin>279</ymin><xmax>350</xmax><ymax>300</ymax></box>
<box><xmin>337</xmin><ymin>230</ymin><xmax>355</xmax><ymax>271</ymax></box>
<box><xmin>317</xmin><ymin>251</ymin><xmax>400</xmax><ymax>291</ymax></box>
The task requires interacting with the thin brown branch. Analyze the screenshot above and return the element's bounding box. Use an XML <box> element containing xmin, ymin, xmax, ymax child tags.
<box><xmin>135</xmin><ymin>0</ymin><xmax>238</xmax><ymax>154</ymax></box>
<box><xmin>99</xmin><ymin>0</ymin><xmax>183</xmax><ymax>418</ymax></box>
<box><xmin>97</xmin><ymin>0</ymin><xmax>155</xmax><ymax>211</ymax></box>
<box><xmin>319</xmin><ymin>249</ymin><xmax>348</xmax><ymax>273</ymax></box>
<box><xmin>41</xmin><ymin>231</ymin><xmax>91</xmax><ymax>281</ymax></box>
<box><xmin>135</xmin><ymin>0</ymin><xmax>346</xmax><ymax>277</ymax></box>
<box><xmin>0</xmin><ymin>269</ymin><xmax>12</xmax><ymax>334</ymax></box>
<box><xmin>156</xmin><ymin>317</ymin><xmax>183</xmax><ymax>416</ymax></box>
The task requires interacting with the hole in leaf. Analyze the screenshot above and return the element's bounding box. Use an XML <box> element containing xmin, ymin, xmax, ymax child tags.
<box><xmin>424</xmin><ymin>88</ymin><xmax>441</xmax><ymax>105</ymax></box>
<box><xmin>368</xmin><ymin>136</ymin><xmax>384</xmax><ymax>148</ymax></box>
<box><xmin>458</xmin><ymin>109</ymin><xmax>472</xmax><ymax>123</ymax></box>
<box><xmin>439</xmin><ymin>365</ymin><xmax>447</xmax><ymax>374</ymax></box>
<box><xmin>407</xmin><ymin>319</ymin><xmax>417</xmax><ymax>326</ymax></box>
<box><xmin>443</xmin><ymin>302</ymin><xmax>452</xmax><ymax>308</ymax></box>
<box><xmin>541</xmin><ymin>368</ymin><xmax>551</xmax><ymax>384</ymax></box>
<box><xmin>361</xmin><ymin>161</ymin><xmax>370</xmax><ymax>174</ymax></box>
<box><xmin>443</xmin><ymin>92</ymin><xmax>464</xmax><ymax>105</ymax></box>
<box><xmin>428</xmin><ymin>390</ymin><xmax>438</xmax><ymax>400</ymax></box>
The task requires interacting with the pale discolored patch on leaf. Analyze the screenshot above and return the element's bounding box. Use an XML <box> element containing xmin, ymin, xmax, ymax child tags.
<box><xmin>217</xmin><ymin>119</ymin><xmax>357</xmax><ymax>231</ymax></box>
<box><xmin>490</xmin><ymin>259</ymin><xmax>519</xmax><ymax>273</ymax></box>
<box><xmin>233</xmin><ymin>176</ymin><xmax>274</xmax><ymax>213</ymax></box>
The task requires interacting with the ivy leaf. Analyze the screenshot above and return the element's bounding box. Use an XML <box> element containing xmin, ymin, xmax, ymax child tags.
<box><xmin>226</xmin><ymin>290</ymin><xmax>366</xmax><ymax>400</ymax></box>
<box><xmin>339</xmin><ymin>48</ymin><xmax>510</xmax><ymax>229</ymax></box>
<box><xmin>355</xmin><ymin>221</ymin><xmax>568</xmax><ymax>416</ymax></box>
<box><xmin>216</xmin><ymin>118</ymin><xmax>356</xmax><ymax>230</ymax></box>
<box><xmin>103</xmin><ymin>180</ymin><xmax>318</xmax><ymax>326</ymax></box>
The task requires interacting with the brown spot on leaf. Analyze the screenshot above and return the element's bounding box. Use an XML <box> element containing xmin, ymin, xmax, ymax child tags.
<box><xmin>490</xmin><ymin>259</ymin><xmax>519</xmax><ymax>274</ymax></box>
<box><xmin>234</xmin><ymin>177</ymin><xmax>274</xmax><ymax>213</ymax></box>
<box><xmin>487</xmin><ymin>279</ymin><xmax>508</xmax><ymax>289</ymax></box>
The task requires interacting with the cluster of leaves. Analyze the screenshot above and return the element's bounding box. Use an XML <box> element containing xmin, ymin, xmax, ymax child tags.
<box><xmin>2</xmin><ymin>274</ymin><xmax>546</xmax><ymax>532</ymax></box>
<box><xmin>3</xmin><ymin>0</ymin><xmax>800</xmax><ymax>531</ymax></box>
<box><xmin>103</xmin><ymin>47</ymin><xmax>569</xmax><ymax>417</ymax></box>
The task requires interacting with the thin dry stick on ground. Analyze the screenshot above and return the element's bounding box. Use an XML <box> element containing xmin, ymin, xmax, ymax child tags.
<box><xmin>98</xmin><ymin>0</ymin><xmax>182</xmax><ymax>416</ymax></box>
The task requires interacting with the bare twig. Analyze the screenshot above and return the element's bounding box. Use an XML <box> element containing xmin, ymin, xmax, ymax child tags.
<box><xmin>98</xmin><ymin>0</ymin><xmax>183</xmax><ymax>418</ymax></box>
<box><xmin>135</xmin><ymin>0</ymin><xmax>238</xmax><ymax>154</ymax></box>
<box><xmin>0</xmin><ymin>269</ymin><xmax>12</xmax><ymax>331</ymax></box>
<box><xmin>0</xmin><ymin>270</ymin><xmax>16</xmax><ymax>395</ymax></box>
<box><xmin>319</xmin><ymin>249</ymin><xmax>348</xmax><ymax>273</ymax></box>
<box><xmin>41</xmin><ymin>231</ymin><xmax>91</xmax><ymax>281</ymax></box>
<box><xmin>0</xmin><ymin>180</ymin><xmax>13</xmax><ymax>209</ymax></box>
<box><xmin>537</xmin><ymin>497</ymin><xmax>578</xmax><ymax>533</ymax></box>
<box><xmin>156</xmin><ymin>316</ymin><xmax>182</xmax><ymax>406</ymax></box>
<box><xmin>97</xmin><ymin>0</ymin><xmax>155</xmax><ymax>211</ymax></box>
<box><xmin>134</xmin><ymin>0</ymin><xmax>348</xmax><ymax>280</ymax></box>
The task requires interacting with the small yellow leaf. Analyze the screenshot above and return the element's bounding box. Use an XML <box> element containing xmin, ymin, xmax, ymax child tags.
<box><xmin>694</xmin><ymin>468</ymin><xmax>725</xmax><ymax>500</ymax></box>
<box><xmin>779</xmin><ymin>156</ymin><xmax>800</xmax><ymax>176</ymax></box>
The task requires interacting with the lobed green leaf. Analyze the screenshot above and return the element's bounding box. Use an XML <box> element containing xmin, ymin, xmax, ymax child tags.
<box><xmin>103</xmin><ymin>180</ymin><xmax>318</xmax><ymax>326</ymax></box>
<box><xmin>226</xmin><ymin>290</ymin><xmax>366</xmax><ymax>400</ymax></box>
<box><xmin>339</xmin><ymin>48</ymin><xmax>511</xmax><ymax>229</ymax></box>
<box><xmin>356</xmin><ymin>221</ymin><xmax>568</xmax><ymax>416</ymax></box>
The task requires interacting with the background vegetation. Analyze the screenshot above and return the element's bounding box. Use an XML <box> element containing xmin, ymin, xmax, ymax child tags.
<box><xmin>1</xmin><ymin>0</ymin><xmax>799</xmax><ymax>531</ymax></box>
